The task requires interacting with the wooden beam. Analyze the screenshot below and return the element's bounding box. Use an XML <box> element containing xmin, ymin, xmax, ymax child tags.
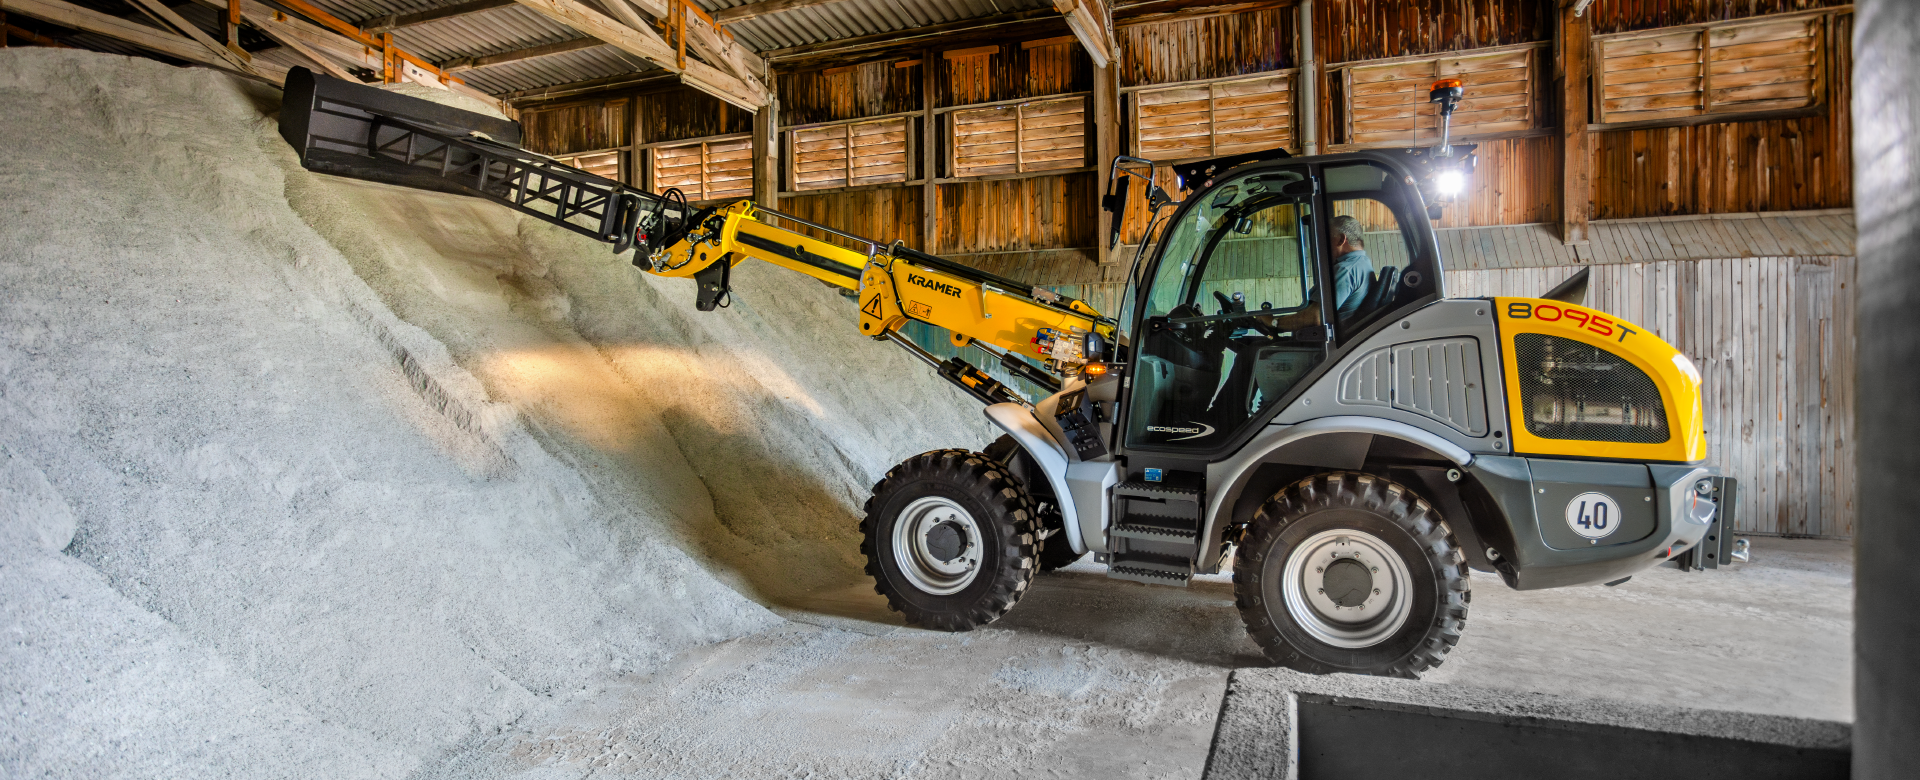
<box><xmin>189</xmin><ymin>0</ymin><xmax>511</xmax><ymax>113</ymax></box>
<box><xmin>263</xmin><ymin>0</ymin><xmax>464</xmax><ymax>86</ymax></box>
<box><xmin>509</xmin><ymin>0</ymin><xmax>769</xmax><ymax>109</ymax></box>
<box><xmin>682</xmin><ymin>1</ymin><xmax>762</xmax><ymax>80</ymax></box>
<box><xmin>711</xmin><ymin>0</ymin><xmax>842</xmax><ymax>25</ymax></box>
<box><xmin>365</xmin><ymin>0</ymin><xmax>514</xmax><ymax>34</ymax></box>
<box><xmin>505</xmin><ymin>70</ymin><xmax>675</xmax><ymax>102</ymax></box>
<box><xmin>1557</xmin><ymin>1</ymin><xmax>1591</xmax><ymax>245</ymax></box>
<box><xmin>1092</xmin><ymin>57</ymin><xmax>1117</xmax><ymax>264</ymax></box>
<box><xmin>6</xmin><ymin>0</ymin><xmax>284</xmax><ymax>82</ymax></box>
<box><xmin>753</xmin><ymin>92</ymin><xmax>779</xmax><ymax>207</ymax></box>
<box><xmin>248</xmin><ymin>11</ymin><xmax>355</xmax><ymax>80</ymax></box>
<box><xmin>5</xmin><ymin>22</ymin><xmax>75</xmax><ymax>46</ymax></box>
<box><xmin>766</xmin><ymin>9</ymin><xmax>1057</xmax><ymax>63</ymax></box>
<box><xmin>123</xmin><ymin>0</ymin><xmax>257</xmax><ymax>73</ymax></box>
<box><xmin>444</xmin><ymin>35</ymin><xmax>603</xmax><ymax>71</ymax></box>
<box><xmin>1052</xmin><ymin>0</ymin><xmax>1115</xmax><ymax>68</ymax></box>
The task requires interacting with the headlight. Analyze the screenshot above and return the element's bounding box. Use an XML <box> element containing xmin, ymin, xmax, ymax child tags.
<box><xmin>1672</xmin><ymin>353</ymin><xmax>1702</xmax><ymax>385</ymax></box>
<box><xmin>1436</xmin><ymin>170</ymin><xmax>1465</xmax><ymax>196</ymax></box>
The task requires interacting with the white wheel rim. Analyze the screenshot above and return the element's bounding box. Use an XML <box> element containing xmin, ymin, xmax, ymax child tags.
<box><xmin>891</xmin><ymin>496</ymin><xmax>983</xmax><ymax>596</ymax></box>
<box><xmin>1280</xmin><ymin>528</ymin><xmax>1413</xmax><ymax>649</ymax></box>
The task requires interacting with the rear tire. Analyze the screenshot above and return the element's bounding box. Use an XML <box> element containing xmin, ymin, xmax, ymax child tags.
<box><xmin>1233</xmin><ymin>471</ymin><xmax>1469</xmax><ymax>678</ymax></box>
<box><xmin>862</xmin><ymin>449</ymin><xmax>1040</xmax><ymax>630</ymax></box>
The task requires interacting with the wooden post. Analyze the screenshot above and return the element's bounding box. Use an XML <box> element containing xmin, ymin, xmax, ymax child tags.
<box><xmin>1092</xmin><ymin>58</ymin><xmax>1118</xmax><ymax>265</ymax></box>
<box><xmin>920</xmin><ymin>48</ymin><xmax>937</xmax><ymax>252</ymax></box>
<box><xmin>1558</xmin><ymin>2</ymin><xmax>1591</xmax><ymax>245</ymax></box>
<box><xmin>1297</xmin><ymin>0</ymin><xmax>1317</xmax><ymax>155</ymax></box>
<box><xmin>753</xmin><ymin>89</ymin><xmax>780</xmax><ymax>208</ymax></box>
<box><xmin>225</xmin><ymin>0</ymin><xmax>240</xmax><ymax>50</ymax></box>
<box><xmin>674</xmin><ymin>0</ymin><xmax>686</xmax><ymax>71</ymax></box>
<box><xmin>382</xmin><ymin>31</ymin><xmax>396</xmax><ymax>82</ymax></box>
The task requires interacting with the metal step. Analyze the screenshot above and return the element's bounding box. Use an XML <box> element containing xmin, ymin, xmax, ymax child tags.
<box><xmin>1106</xmin><ymin>551</ymin><xmax>1193</xmax><ymax>587</ymax></box>
<box><xmin>1111</xmin><ymin>520</ymin><xmax>1200</xmax><ymax>544</ymax></box>
<box><xmin>1114</xmin><ymin>480</ymin><xmax>1204</xmax><ymax>523</ymax></box>
<box><xmin>1113</xmin><ymin>480</ymin><xmax>1203</xmax><ymax>500</ymax></box>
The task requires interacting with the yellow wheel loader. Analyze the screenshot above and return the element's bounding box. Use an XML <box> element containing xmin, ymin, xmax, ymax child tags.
<box><xmin>280</xmin><ymin>68</ymin><xmax>1736</xmax><ymax>678</ymax></box>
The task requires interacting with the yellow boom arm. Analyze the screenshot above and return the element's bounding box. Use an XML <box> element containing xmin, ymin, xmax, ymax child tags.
<box><xmin>638</xmin><ymin>201</ymin><xmax>1114</xmax><ymax>403</ymax></box>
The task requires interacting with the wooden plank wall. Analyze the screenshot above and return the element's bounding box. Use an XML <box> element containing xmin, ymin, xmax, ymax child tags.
<box><xmin>778</xmin><ymin>59</ymin><xmax>922</xmax><ymax>126</ymax></box>
<box><xmin>636</xmin><ymin>85</ymin><xmax>754</xmax><ymax>145</ymax></box>
<box><xmin>1586</xmin><ymin>0</ymin><xmax>1850</xmax><ymax>33</ymax></box>
<box><xmin>1117</xmin><ymin>3</ymin><xmax>1296</xmax><ymax>88</ymax></box>
<box><xmin>938</xmin><ymin>173</ymin><xmax>1098</xmax><ymax>255</ymax></box>
<box><xmin>520</xmin><ymin>98</ymin><xmax>628</xmax><ymax>155</ymax></box>
<box><xmin>1589</xmin><ymin>11</ymin><xmax>1853</xmax><ymax>218</ymax></box>
<box><xmin>937</xmin><ymin>36</ymin><xmax>1091</xmax><ymax>108</ymax></box>
<box><xmin>1315</xmin><ymin>0</ymin><xmax>1558</xmax><ymax>227</ymax></box>
<box><xmin>773</xmin><ymin>187</ymin><xmax>922</xmax><ymax>253</ymax></box>
<box><xmin>1448</xmin><ymin>255</ymin><xmax>1856</xmax><ymax>538</ymax></box>
<box><xmin>1313</xmin><ymin>0</ymin><xmax>1551</xmax><ymax>64</ymax></box>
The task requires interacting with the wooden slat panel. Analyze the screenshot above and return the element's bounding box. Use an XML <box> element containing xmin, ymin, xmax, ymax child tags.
<box><xmin>1132</xmin><ymin>74</ymin><xmax>1290</xmax><ymax>161</ymax></box>
<box><xmin>789</xmin><ymin>117</ymin><xmax>909</xmax><ymax>192</ymax></box>
<box><xmin>1341</xmin><ymin>47</ymin><xmax>1535</xmax><ymax>148</ymax></box>
<box><xmin>1598</xmin><ymin>12</ymin><xmax>1828</xmax><ymax>126</ymax></box>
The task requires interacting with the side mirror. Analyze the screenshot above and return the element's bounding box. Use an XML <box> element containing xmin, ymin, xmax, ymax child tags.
<box><xmin>1103</xmin><ymin>155</ymin><xmax>1170</xmax><ymax>250</ymax></box>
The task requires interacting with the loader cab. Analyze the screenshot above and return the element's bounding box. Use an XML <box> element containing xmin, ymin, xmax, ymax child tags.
<box><xmin>1118</xmin><ymin>153</ymin><xmax>1443</xmax><ymax>459</ymax></box>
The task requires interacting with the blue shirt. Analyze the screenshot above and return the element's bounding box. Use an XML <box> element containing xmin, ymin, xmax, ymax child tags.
<box><xmin>1330</xmin><ymin>250</ymin><xmax>1373</xmax><ymax>317</ymax></box>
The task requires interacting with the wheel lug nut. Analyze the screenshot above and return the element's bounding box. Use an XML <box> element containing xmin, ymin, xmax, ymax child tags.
<box><xmin>1371</xmin><ymin>567</ymin><xmax>1378</xmax><ymax>572</ymax></box>
<box><xmin>1373</xmin><ymin>588</ymin><xmax>1381</xmax><ymax>594</ymax></box>
<box><xmin>1317</xmin><ymin>588</ymin><xmax>1325</xmax><ymax>594</ymax></box>
<box><xmin>1315</xmin><ymin>566</ymin><xmax>1323</xmax><ymax>573</ymax></box>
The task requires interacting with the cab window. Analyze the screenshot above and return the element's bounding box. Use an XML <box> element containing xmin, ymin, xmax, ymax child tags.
<box><xmin>1124</xmin><ymin>168</ymin><xmax>1328</xmax><ymax>451</ymax></box>
<box><xmin>1322</xmin><ymin>162</ymin><xmax>1429</xmax><ymax>338</ymax></box>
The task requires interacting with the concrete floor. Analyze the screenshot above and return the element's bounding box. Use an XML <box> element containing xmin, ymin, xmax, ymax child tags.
<box><xmin>419</xmin><ymin>536</ymin><xmax>1851</xmax><ymax>779</ymax></box>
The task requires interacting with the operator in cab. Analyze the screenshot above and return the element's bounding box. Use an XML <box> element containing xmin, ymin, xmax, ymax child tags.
<box><xmin>1262</xmin><ymin>214</ymin><xmax>1372</xmax><ymax>332</ymax></box>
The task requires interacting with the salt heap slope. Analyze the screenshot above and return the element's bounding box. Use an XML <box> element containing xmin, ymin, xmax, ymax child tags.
<box><xmin>0</xmin><ymin>50</ymin><xmax>991</xmax><ymax>779</ymax></box>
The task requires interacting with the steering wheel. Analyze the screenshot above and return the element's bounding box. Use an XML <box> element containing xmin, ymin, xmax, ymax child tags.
<box><xmin>1213</xmin><ymin>290</ymin><xmax>1282</xmax><ymax>338</ymax></box>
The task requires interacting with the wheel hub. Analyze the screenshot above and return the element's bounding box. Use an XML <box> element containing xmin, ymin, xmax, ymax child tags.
<box><xmin>1281</xmin><ymin>529</ymin><xmax>1414</xmax><ymax>649</ymax></box>
<box><xmin>892</xmin><ymin>496</ymin><xmax>983</xmax><ymax>595</ymax></box>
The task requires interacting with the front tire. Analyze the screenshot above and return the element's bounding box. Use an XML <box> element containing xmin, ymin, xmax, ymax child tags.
<box><xmin>862</xmin><ymin>450</ymin><xmax>1040</xmax><ymax>630</ymax></box>
<box><xmin>1233</xmin><ymin>471</ymin><xmax>1469</xmax><ymax>678</ymax></box>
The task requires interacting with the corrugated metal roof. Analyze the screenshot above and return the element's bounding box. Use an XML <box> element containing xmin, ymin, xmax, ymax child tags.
<box><xmin>391</xmin><ymin>5</ymin><xmax>581</xmax><ymax>62</ymax></box>
<box><xmin>43</xmin><ymin>0</ymin><xmax>1054</xmax><ymax>96</ymax></box>
<box><xmin>698</xmin><ymin>0</ymin><xmax>1054</xmax><ymax>52</ymax></box>
<box><xmin>459</xmin><ymin>45</ymin><xmax>660</xmax><ymax>94</ymax></box>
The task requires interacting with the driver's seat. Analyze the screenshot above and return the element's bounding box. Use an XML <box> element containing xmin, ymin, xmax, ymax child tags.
<box><xmin>1354</xmin><ymin>264</ymin><xmax>1400</xmax><ymax>321</ymax></box>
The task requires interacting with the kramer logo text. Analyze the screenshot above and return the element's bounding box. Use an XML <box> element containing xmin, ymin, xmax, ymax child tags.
<box><xmin>909</xmin><ymin>274</ymin><xmax>962</xmax><ymax>298</ymax></box>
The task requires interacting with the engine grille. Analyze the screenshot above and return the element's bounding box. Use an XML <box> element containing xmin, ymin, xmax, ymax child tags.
<box><xmin>1514</xmin><ymin>334</ymin><xmax>1670</xmax><ymax>444</ymax></box>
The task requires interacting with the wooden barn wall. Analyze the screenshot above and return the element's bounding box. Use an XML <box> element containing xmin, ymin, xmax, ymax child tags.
<box><xmin>1313</xmin><ymin>0</ymin><xmax>1550</xmax><ymax>64</ymax></box>
<box><xmin>1585</xmin><ymin>0</ymin><xmax>1851</xmax><ymax>35</ymax></box>
<box><xmin>1430</xmin><ymin>135</ymin><xmax>1560</xmax><ymax>228</ymax></box>
<box><xmin>520</xmin><ymin>99</ymin><xmax>628</xmax><ymax>156</ymax></box>
<box><xmin>636</xmin><ymin>86</ymin><xmax>753</xmax><ymax>146</ymax></box>
<box><xmin>1117</xmin><ymin>4</ymin><xmax>1297</xmax><ymax>88</ymax></box>
<box><xmin>1449</xmin><ymin>256</ymin><xmax>1857</xmax><ymax>538</ymax></box>
<box><xmin>938</xmin><ymin>37</ymin><xmax>1093</xmax><ymax>108</ymax></box>
<box><xmin>936</xmin><ymin>173</ymin><xmax>1099</xmax><ymax>255</ymax></box>
<box><xmin>779</xmin><ymin>60</ymin><xmax>923</xmax><ymax>126</ymax></box>
<box><xmin>774</xmin><ymin>186</ymin><xmax>923</xmax><ymax>252</ymax></box>
<box><xmin>1588</xmin><ymin>11</ymin><xmax>1853</xmax><ymax>218</ymax></box>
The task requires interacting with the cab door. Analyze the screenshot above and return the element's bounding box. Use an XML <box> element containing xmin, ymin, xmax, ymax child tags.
<box><xmin>1121</xmin><ymin>166</ymin><xmax>1331</xmax><ymax>455</ymax></box>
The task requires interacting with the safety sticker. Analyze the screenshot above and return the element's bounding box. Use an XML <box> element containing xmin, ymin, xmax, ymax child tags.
<box><xmin>861</xmin><ymin>296</ymin><xmax>882</xmax><ymax>318</ymax></box>
<box><xmin>906</xmin><ymin>301</ymin><xmax>933</xmax><ymax>319</ymax></box>
<box><xmin>1565</xmin><ymin>492</ymin><xmax>1622</xmax><ymax>541</ymax></box>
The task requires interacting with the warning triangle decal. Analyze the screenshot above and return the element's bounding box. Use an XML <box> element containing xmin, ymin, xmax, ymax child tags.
<box><xmin>861</xmin><ymin>295</ymin><xmax>882</xmax><ymax>318</ymax></box>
